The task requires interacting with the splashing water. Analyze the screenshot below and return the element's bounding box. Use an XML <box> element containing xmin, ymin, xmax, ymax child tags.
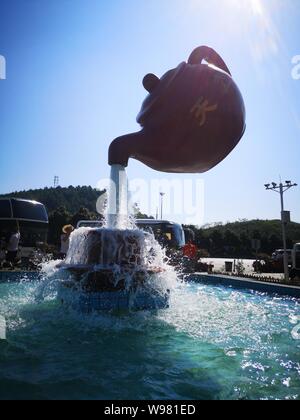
<box><xmin>53</xmin><ymin>224</ymin><xmax>176</xmax><ymax>311</ymax></box>
<box><xmin>0</xmin><ymin>187</ymin><xmax>299</xmax><ymax>398</ymax></box>
<box><xmin>1</xmin><ymin>270</ymin><xmax>300</xmax><ymax>400</ymax></box>
<box><xmin>1</xmin><ymin>165</ymin><xmax>299</xmax><ymax>399</ymax></box>
<box><xmin>52</xmin><ymin>161</ymin><xmax>177</xmax><ymax>311</ymax></box>
<box><xmin>64</xmin><ymin>227</ymin><xmax>162</xmax><ymax>268</ymax></box>
<box><xmin>19</xmin><ymin>162</ymin><xmax>173</xmax><ymax>312</ymax></box>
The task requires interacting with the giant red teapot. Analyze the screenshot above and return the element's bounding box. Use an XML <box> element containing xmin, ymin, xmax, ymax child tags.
<box><xmin>109</xmin><ymin>46</ymin><xmax>246</xmax><ymax>173</ymax></box>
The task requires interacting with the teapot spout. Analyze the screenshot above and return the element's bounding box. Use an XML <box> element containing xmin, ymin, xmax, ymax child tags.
<box><xmin>108</xmin><ymin>132</ymin><xmax>142</xmax><ymax>167</ymax></box>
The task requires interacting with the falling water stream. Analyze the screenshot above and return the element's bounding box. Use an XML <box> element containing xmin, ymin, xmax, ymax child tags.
<box><xmin>107</xmin><ymin>164</ymin><xmax>129</xmax><ymax>229</ymax></box>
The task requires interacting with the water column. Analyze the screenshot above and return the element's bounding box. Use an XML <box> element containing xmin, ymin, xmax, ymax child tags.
<box><xmin>107</xmin><ymin>164</ymin><xmax>128</xmax><ymax>229</ymax></box>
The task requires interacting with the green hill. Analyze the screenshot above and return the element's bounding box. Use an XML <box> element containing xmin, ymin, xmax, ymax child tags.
<box><xmin>0</xmin><ymin>186</ymin><xmax>106</xmax><ymax>245</ymax></box>
<box><xmin>185</xmin><ymin>219</ymin><xmax>300</xmax><ymax>258</ymax></box>
<box><xmin>0</xmin><ymin>186</ymin><xmax>105</xmax><ymax>214</ymax></box>
<box><xmin>1</xmin><ymin>187</ymin><xmax>299</xmax><ymax>254</ymax></box>
<box><xmin>203</xmin><ymin>219</ymin><xmax>300</xmax><ymax>242</ymax></box>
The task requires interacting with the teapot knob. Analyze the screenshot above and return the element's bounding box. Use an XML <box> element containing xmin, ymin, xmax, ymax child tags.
<box><xmin>143</xmin><ymin>73</ymin><xmax>160</xmax><ymax>93</ymax></box>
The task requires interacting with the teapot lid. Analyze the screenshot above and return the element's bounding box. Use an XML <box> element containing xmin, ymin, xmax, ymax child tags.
<box><xmin>137</xmin><ymin>62</ymin><xmax>186</xmax><ymax>126</ymax></box>
<box><xmin>137</xmin><ymin>46</ymin><xmax>232</xmax><ymax>126</ymax></box>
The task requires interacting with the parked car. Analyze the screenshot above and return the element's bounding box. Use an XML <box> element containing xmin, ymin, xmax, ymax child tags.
<box><xmin>272</xmin><ymin>249</ymin><xmax>293</xmax><ymax>264</ymax></box>
<box><xmin>290</xmin><ymin>243</ymin><xmax>300</xmax><ymax>282</ymax></box>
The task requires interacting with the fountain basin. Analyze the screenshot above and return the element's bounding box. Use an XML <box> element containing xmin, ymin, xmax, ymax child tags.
<box><xmin>57</xmin><ymin>227</ymin><xmax>170</xmax><ymax>312</ymax></box>
<box><xmin>59</xmin><ymin>285</ymin><xmax>170</xmax><ymax>313</ymax></box>
<box><xmin>58</xmin><ymin>267</ymin><xmax>169</xmax><ymax>312</ymax></box>
<box><xmin>1</xmin><ymin>271</ymin><xmax>300</xmax><ymax>400</ymax></box>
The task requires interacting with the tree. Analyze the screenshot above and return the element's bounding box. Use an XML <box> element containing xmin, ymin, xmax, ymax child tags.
<box><xmin>132</xmin><ymin>203</ymin><xmax>154</xmax><ymax>220</ymax></box>
<box><xmin>70</xmin><ymin>207</ymin><xmax>99</xmax><ymax>227</ymax></box>
<box><xmin>0</xmin><ymin>186</ymin><xmax>105</xmax><ymax>214</ymax></box>
<box><xmin>210</xmin><ymin>230</ymin><xmax>224</xmax><ymax>255</ymax></box>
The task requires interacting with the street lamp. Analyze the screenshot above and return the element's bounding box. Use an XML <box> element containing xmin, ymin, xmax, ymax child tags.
<box><xmin>265</xmin><ymin>180</ymin><xmax>297</xmax><ymax>282</ymax></box>
<box><xmin>160</xmin><ymin>192</ymin><xmax>166</xmax><ymax>220</ymax></box>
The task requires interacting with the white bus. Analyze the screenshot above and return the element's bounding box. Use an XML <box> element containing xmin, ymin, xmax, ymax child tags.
<box><xmin>0</xmin><ymin>198</ymin><xmax>49</xmax><ymax>259</ymax></box>
<box><xmin>290</xmin><ymin>243</ymin><xmax>300</xmax><ymax>281</ymax></box>
<box><xmin>76</xmin><ymin>219</ymin><xmax>186</xmax><ymax>249</ymax></box>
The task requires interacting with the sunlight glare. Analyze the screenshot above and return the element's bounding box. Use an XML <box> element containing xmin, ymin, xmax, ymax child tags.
<box><xmin>249</xmin><ymin>0</ymin><xmax>264</xmax><ymax>16</ymax></box>
<box><xmin>229</xmin><ymin>0</ymin><xmax>264</xmax><ymax>16</ymax></box>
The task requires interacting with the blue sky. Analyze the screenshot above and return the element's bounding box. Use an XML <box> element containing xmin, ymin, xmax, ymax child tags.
<box><xmin>0</xmin><ymin>0</ymin><xmax>299</xmax><ymax>225</ymax></box>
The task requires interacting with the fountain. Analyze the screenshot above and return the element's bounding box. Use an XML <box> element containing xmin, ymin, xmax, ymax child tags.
<box><xmin>58</xmin><ymin>46</ymin><xmax>246</xmax><ymax>312</ymax></box>
<box><xmin>58</xmin><ymin>227</ymin><xmax>172</xmax><ymax>312</ymax></box>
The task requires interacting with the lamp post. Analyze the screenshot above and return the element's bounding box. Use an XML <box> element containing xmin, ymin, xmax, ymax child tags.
<box><xmin>160</xmin><ymin>192</ymin><xmax>165</xmax><ymax>220</ymax></box>
<box><xmin>54</xmin><ymin>176</ymin><xmax>59</xmax><ymax>188</ymax></box>
<box><xmin>265</xmin><ymin>181</ymin><xmax>297</xmax><ymax>282</ymax></box>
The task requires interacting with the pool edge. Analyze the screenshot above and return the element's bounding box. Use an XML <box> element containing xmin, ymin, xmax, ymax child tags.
<box><xmin>187</xmin><ymin>273</ymin><xmax>300</xmax><ymax>299</ymax></box>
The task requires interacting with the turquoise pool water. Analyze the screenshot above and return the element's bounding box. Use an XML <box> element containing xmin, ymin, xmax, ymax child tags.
<box><xmin>0</xmin><ymin>273</ymin><xmax>299</xmax><ymax>400</ymax></box>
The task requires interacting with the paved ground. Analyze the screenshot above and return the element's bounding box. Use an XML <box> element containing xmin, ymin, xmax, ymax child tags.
<box><xmin>201</xmin><ymin>258</ymin><xmax>256</xmax><ymax>273</ymax></box>
<box><xmin>201</xmin><ymin>257</ymin><xmax>284</xmax><ymax>280</ymax></box>
<box><xmin>190</xmin><ymin>273</ymin><xmax>300</xmax><ymax>298</ymax></box>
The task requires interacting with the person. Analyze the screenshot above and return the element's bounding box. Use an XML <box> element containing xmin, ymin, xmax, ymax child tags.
<box><xmin>0</xmin><ymin>236</ymin><xmax>6</xmax><ymax>265</ymax></box>
<box><xmin>183</xmin><ymin>240</ymin><xmax>198</xmax><ymax>260</ymax></box>
<box><xmin>182</xmin><ymin>240</ymin><xmax>198</xmax><ymax>274</ymax></box>
<box><xmin>6</xmin><ymin>227</ymin><xmax>21</xmax><ymax>264</ymax></box>
<box><xmin>158</xmin><ymin>232</ymin><xmax>172</xmax><ymax>249</ymax></box>
<box><xmin>59</xmin><ymin>225</ymin><xmax>74</xmax><ymax>259</ymax></box>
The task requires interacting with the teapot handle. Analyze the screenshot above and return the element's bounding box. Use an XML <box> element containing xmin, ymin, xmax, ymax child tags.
<box><xmin>188</xmin><ymin>46</ymin><xmax>231</xmax><ymax>76</ymax></box>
